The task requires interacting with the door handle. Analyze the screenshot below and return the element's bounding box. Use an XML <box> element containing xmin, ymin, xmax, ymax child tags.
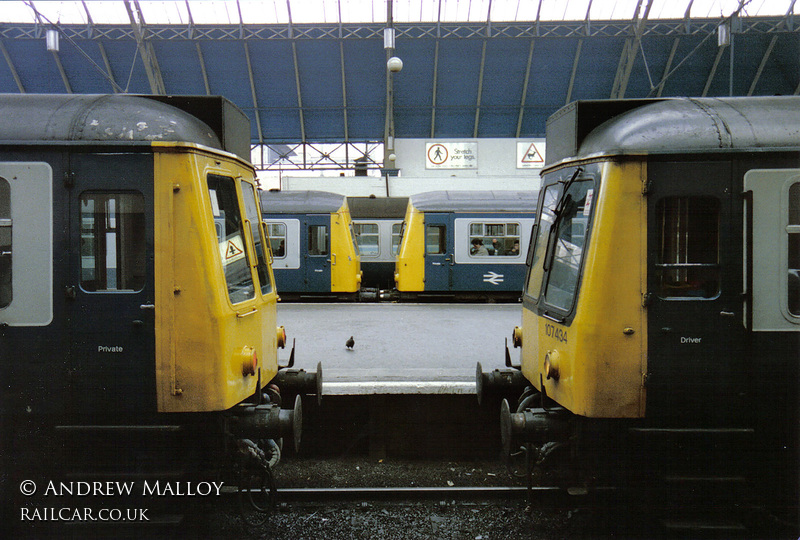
<box><xmin>140</xmin><ymin>303</ymin><xmax>155</xmax><ymax>310</ymax></box>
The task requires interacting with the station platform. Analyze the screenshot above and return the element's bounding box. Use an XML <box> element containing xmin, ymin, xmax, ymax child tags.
<box><xmin>276</xmin><ymin>303</ymin><xmax>522</xmax><ymax>396</ymax></box>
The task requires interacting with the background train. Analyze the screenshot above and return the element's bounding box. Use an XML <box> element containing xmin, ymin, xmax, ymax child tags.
<box><xmin>0</xmin><ymin>95</ymin><xmax>318</xmax><ymax>527</ymax></box>
<box><xmin>349</xmin><ymin>196</ymin><xmax>408</xmax><ymax>293</ymax></box>
<box><xmin>478</xmin><ymin>96</ymin><xmax>800</xmax><ymax>520</ymax></box>
<box><xmin>260</xmin><ymin>190</ymin><xmax>362</xmax><ymax>301</ymax></box>
<box><xmin>394</xmin><ymin>190</ymin><xmax>538</xmax><ymax>301</ymax></box>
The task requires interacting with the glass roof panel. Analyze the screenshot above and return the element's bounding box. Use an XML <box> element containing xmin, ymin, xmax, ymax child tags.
<box><xmin>590</xmin><ymin>0</ymin><xmax>639</xmax><ymax>20</ymax></box>
<box><xmin>238</xmin><ymin>0</ymin><xmax>290</xmax><ymax>24</ymax></box>
<box><xmin>0</xmin><ymin>0</ymin><xmax>796</xmax><ymax>25</ymax></box>
<box><xmin>137</xmin><ymin>1</ymin><xmax>190</xmax><ymax>25</ymax></box>
<box><xmin>339</xmin><ymin>0</ymin><xmax>386</xmax><ymax>23</ymax></box>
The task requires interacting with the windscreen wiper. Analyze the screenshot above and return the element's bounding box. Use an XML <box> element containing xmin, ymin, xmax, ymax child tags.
<box><xmin>542</xmin><ymin>167</ymin><xmax>582</xmax><ymax>272</ymax></box>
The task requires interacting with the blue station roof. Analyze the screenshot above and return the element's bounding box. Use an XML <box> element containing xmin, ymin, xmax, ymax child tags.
<box><xmin>1</xmin><ymin>2</ymin><xmax>799</xmax><ymax>145</ymax></box>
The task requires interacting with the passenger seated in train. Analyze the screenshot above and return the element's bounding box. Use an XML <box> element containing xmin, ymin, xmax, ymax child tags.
<box><xmin>490</xmin><ymin>238</ymin><xmax>504</xmax><ymax>255</ymax></box>
<box><xmin>470</xmin><ymin>238</ymin><xmax>489</xmax><ymax>256</ymax></box>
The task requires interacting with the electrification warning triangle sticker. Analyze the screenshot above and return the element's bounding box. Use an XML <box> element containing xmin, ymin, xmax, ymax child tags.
<box><xmin>225</xmin><ymin>239</ymin><xmax>244</xmax><ymax>260</ymax></box>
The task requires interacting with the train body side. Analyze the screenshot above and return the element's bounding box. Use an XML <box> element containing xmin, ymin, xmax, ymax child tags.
<box><xmin>395</xmin><ymin>190</ymin><xmax>537</xmax><ymax>299</ymax></box>
<box><xmin>518</xmin><ymin>97</ymin><xmax>800</xmax><ymax>427</ymax></box>
<box><xmin>0</xmin><ymin>95</ymin><xmax>279</xmax><ymax>419</ymax></box>
<box><xmin>261</xmin><ymin>190</ymin><xmax>361</xmax><ymax>299</ymax></box>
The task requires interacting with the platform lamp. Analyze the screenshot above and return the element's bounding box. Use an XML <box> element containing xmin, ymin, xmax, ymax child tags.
<box><xmin>382</xmin><ymin>1</ymin><xmax>401</xmax><ymax>192</ymax></box>
<box><xmin>46</xmin><ymin>29</ymin><xmax>59</xmax><ymax>52</ymax></box>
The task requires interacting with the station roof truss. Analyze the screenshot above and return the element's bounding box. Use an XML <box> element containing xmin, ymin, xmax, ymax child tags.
<box><xmin>1</xmin><ymin>1</ymin><xmax>800</xmax><ymax>173</ymax></box>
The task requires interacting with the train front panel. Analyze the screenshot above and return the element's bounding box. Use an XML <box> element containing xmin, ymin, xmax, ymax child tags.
<box><xmin>329</xmin><ymin>199</ymin><xmax>362</xmax><ymax>293</ymax></box>
<box><xmin>153</xmin><ymin>144</ymin><xmax>278</xmax><ymax>413</ymax></box>
<box><xmin>520</xmin><ymin>161</ymin><xmax>647</xmax><ymax>418</ymax></box>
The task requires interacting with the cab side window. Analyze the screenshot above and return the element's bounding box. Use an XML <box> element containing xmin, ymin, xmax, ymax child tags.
<box><xmin>788</xmin><ymin>183</ymin><xmax>800</xmax><ymax>315</ymax></box>
<box><xmin>0</xmin><ymin>177</ymin><xmax>11</xmax><ymax>307</ymax></box>
<box><xmin>80</xmin><ymin>192</ymin><xmax>145</xmax><ymax>292</ymax></box>
<box><xmin>655</xmin><ymin>196</ymin><xmax>720</xmax><ymax>299</ymax></box>
<box><xmin>308</xmin><ymin>225</ymin><xmax>328</xmax><ymax>255</ymax></box>
<box><xmin>426</xmin><ymin>224</ymin><xmax>446</xmax><ymax>254</ymax></box>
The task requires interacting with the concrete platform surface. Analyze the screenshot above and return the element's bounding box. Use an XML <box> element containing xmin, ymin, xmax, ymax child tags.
<box><xmin>276</xmin><ymin>303</ymin><xmax>522</xmax><ymax>395</ymax></box>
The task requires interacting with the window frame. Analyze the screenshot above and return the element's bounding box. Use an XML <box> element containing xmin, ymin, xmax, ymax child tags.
<box><xmin>207</xmin><ymin>173</ymin><xmax>256</xmax><ymax>305</ymax></box>
<box><xmin>354</xmin><ymin>221</ymin><xmax>381</xmax><ymax>258</ymax></box>
<box><xmin>467</xmin><ymin>220</ymin><xmax>522</xmax><ymax>258</ymax></box>
<box><xmin>654</xmin><ymin>196</ymin><xmax>721</xmax><ymax>301</ymax></box>
<box><xmin>78</xmin><ymin>191</ymin><xmax>146</xmax><ymax>294</ymax></box>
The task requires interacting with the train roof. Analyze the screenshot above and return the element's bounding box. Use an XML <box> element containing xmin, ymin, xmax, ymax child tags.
<box><xmin>546</xmin><ymin>96</ymin><xmax>800</xmax><ymax>165</ymax></box>
<box><xmin>409</xmin><ymin>190</ymin><xmax>538</xmax><ymax>213</ymax></box>
<box><xmin>259</xmin><ymin>190</ymin><xmax>346</xmax><ymax>214</ymax></box>
<box><xmin>0</xmin><ymin>94</ymin><xmax>229</xmax><ymax>150</ymax></box>
<box><xmin>348</xmin><ymin>196</ymin><xmax>409</xmax><ymax>219</ymax></box>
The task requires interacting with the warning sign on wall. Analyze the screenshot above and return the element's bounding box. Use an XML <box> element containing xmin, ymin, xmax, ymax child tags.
<box><xmin>426</xmin><ymin>142</ymin><xmax>478</xmax><ymax>169</ymax></box>
<box><xmin>517</xmin><ymin>141</ymin><xmax>546</xmax><ymax>169</ymax></box>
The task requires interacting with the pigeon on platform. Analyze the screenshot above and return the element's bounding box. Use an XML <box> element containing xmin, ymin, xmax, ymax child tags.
<box><xmin>345</xmin><ymin>336</ymin><xmax>355</xmax><ymax>350</ymax></box>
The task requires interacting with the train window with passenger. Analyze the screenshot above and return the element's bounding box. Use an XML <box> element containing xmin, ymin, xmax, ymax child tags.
<box><xmin>656</xmin><ymin>197</ymin><xmax>720</xmax><ymax>299</ymax></box>
<box><xmin>354</xmin><ymin>223</ymin><xmax>380</xmax><ymax>257</ymax></box>
<box><xmin>79</xmin><ymin>193</ymin><xmax>145</xmax><ymax>292</ymax></box>
<box><xmin>788</xmin><ymin>183</ymin><xmax>800</xmax><ymax>315</ymax></box>
<box><xmin>426</xmin><ymin>224</ymin><xmax>446</xmax><ymax>254</ymax></box>
<box><xmin>241</xmin><ymin>182</ymin><xmax>272</xmax><ymax>296</ymax></box>
<box><xmin>268</xmin><ymin>223</ymin><xmax>286</xmax><ymax>258</ymax></box>
<box><xmin>468</xmin><ymin>222</ymin><xmax>521</xmax><ymax>257</ymax></box>
<box><xmin>308</xmin><ymin>225</ymin><xmax>328</xmax><ymax>255</ymax></box>
<box><xmin>207</xmin><ymin>174</ymin><xmax>255</xmax><ymax>304</ymax></box>
<box><xmin>0</xmin><ymin>177</ymin><xmax>10</xmax><ymax>308</ymax></box>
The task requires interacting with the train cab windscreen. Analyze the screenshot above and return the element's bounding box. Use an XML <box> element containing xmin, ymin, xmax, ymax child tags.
<box><xmin>207</xmin><ymin>174</ymin><xmax>256</xmax><ymax>304</ymax></box>
<box><xmin>526</xmin><ymin>168</ymin><xmax>595</xmax><ymax>315</ymax></box>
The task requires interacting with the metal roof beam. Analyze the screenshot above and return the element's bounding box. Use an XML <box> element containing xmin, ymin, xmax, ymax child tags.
<box><xmin>243</xmin><ymin>42</ymin><xmax>263</xmax><ymax>144</ymax></box>
<box><xmin>0</xmin><ymin>41</ymin><xmax>25</xmax><ymax>93</ymax></box>
<box><xmin>610</xmin><ymin>0</ymin><xmax>653</xmax><ymax>99</ymax></box>
<box><xmin>124</xmin><ymin>0</ymin><xmax>166</xmax><ymax>94</ymax></box>
<box><xmin>81</xmin><ymin>1</ymin><xmax>94</xmax><ymax>38</ymax></box>
<box><xmin>51</xmin><ymin>49</ymin><xmax>73</xmax><ymax>93</ymax></box>
<box><xmin>184</xmin><ymin>1</ymin><xmax>210</xmax><ymax>95</ymax></box>
<box><xmin>339</xmin><ymin>40</ymin><xmax>349</xmax><ymax>142</ymax></box>
<box><xmin>430</xmin><ymin>40</ymin><xmax>439</xmax><ymax>137</ymax></box>
<box><xmin>195</xmin><ymin>43</ymin><xmax>210</xmax><ymax>95</ymax></box>
<box><xmin>96</xmin><ymin>42</ymin><xmax>118</xmax><ymax>93</ymax></box>
<box><xmin>565</xmin><ymin>39</ymin><xmax>583</xmax><ymax>105</ymax></box>
<box><xmin>473</xmin><ymin>39</ymin><xmax>487</xmax><ymax>138</ymax></box>
<box><xmin>515</xmin><ymin>39</ymin><xmax>534</xmax><ymax>138</ymax></box>
<box><xmin>655</xmin><ymin>37</ymin><xmax>679</xmax><ymax>97</ymax></box>
<box><xmin>747</xmin><ymin>34</ymin><xmax>777</xmax><ymax>96</ymax></box>
<box><xmin>2</xmin><ymin>18</ymin><xmax>798</xmax><ymax>41</ymax></box>
<box><xmin>702</xmin><ymin>46</ymin><xmax>725</xmax><ymax>97</ymax></box>
<box><xmin>287</xmin><ymin>0</ymin><xmax>306</xmax><ymax>143</ymax></box>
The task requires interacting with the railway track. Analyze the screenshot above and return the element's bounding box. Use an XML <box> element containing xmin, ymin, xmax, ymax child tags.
<box><xmin>228</xmin><ymin>484</ymin><xmax>616</xmax><ymax>503</ymax></box>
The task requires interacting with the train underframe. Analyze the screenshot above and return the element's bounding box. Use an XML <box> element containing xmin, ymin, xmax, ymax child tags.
<box><xmin>477</xmin><ymin>363</ymin><xmax>798</xmax><ymax>534</ymax></box>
